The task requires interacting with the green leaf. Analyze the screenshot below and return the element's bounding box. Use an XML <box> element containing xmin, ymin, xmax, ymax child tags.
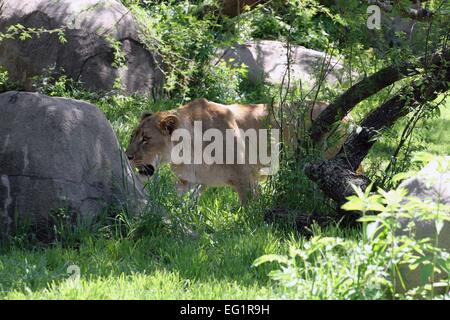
<box><xmin>252</xmin><ymin>254</ymin><xmax>289</xmax><ymax>267</ymax></box>
<box><xmin>419</xmin><ymin>263</ymin><xmax>434</xmax><ymax>285</ymax></box>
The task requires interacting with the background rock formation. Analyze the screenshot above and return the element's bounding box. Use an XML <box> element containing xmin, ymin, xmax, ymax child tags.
<box><xmin>216</xmin><ymin>40</ymin><xmax>350</xmax><ymax>88</ymax></box>
<box><xmin>0</xmin><ymin>0</ymin><xmax>163</xmax><ymax>95</ymax></box>
<box><xmin>394</xmin><ymin>158</ymin><xmax>450</xmax><ymax>293</ymax></box>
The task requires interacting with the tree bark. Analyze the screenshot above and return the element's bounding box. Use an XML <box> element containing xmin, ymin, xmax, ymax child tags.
<box><xmin>310</xmin><ymin>49</ymin><xmax>450</xmax><ymax>142</ymax></box>
<box><xmin>305</xmin><ymin>54</ymin><xmax>450</xmax><ymax>206</ymax></box>
<box><xmin>221</xmin><ymin>0</ymin><xmax>267</xmax><ymax>17</ymax></box>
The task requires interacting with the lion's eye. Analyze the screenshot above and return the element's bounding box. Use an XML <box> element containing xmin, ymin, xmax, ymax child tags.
<box><xmin>142</xmin><ymin>136</ymin><xmax>150</xmax><ymax>142</ymax></box>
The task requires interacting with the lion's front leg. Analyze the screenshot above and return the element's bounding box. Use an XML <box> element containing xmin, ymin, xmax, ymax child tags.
<box><xmin>228</xmin><ymin>174</ymin><xmax>260</xmax><ymax>205</ymax></box>
<box><xmin>176</xmin><ymin>178</ymin><xmax>204</xmax><ymax>199</ymax></box>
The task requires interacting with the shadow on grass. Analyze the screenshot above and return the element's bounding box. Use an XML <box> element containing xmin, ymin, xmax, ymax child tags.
<box><xmin>0</xmin><ymin>206</ymin><xmax>283</xmax><ymax>297</ymax></box>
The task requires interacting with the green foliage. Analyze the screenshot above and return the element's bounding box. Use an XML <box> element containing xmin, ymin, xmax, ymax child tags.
<box><xmin>105</xmin><ymin>35</ymin><xmax>127</xmax><ymax>69</ymax></box>
<box><xmin>195</xmin><ymin>60</ymin><xmax>249</xmax><ymax>103</ymax></box>
<box><xmin>0</xmin><ymin>24</ymin><xmax>66</xmax><ymax>93</ymax></box>
<box><xmin>0</xmin><ymin>67</ymin><xmax>15</xmax><ymax>92</ymax></box>
<box><xmin>255</xmin><ymin>155</ymin><xmax>450</xmax><ymax>299</ymax></box>
<box><xmin>130</xmin><ymin>0</ymin><xmax>247</xmax><ymax>100</ymax></box>
<box><xmin>242</xmin><ymin>0</ymin><xmax>346</xmax><ymax>51</ymax></box>
<box><xmin>364</xmin><ymin>96</ymin><xmax>450</xmax><ymax>189</ymax></box>
<box><xmin>263</xmin><ymin>153</ymin><xmax>333</xmax><ymax>222</ymax></box>
<box><xmin>253</xmin><ymin>235</ymin><xmax>390</xmax><ymax>299</ymax></box>
<box><xmin>0</xmin><ymin>23</ymin><xmax>66</xmax><ymax>44</ymax></box>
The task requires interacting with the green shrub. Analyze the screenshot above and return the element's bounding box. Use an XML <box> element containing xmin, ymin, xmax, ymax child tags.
<box><xmin>254</xmin><ymin>154</ymin><xmax>450</xmax><ymax>299</ymax></box>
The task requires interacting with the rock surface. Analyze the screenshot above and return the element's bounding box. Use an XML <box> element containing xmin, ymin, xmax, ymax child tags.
<box><xmin>0</xmin><ymin>0</ymin><xmax>163</xmax><ymax>95</ymax></box>
<box><xmin>398</xmin><ymin>158</ymin><xmax>450</xmax><ymax>205</ymax></box>
<box><xmin>393</xmin><ymin>157</ymin><xmax>450</xmax><ymax>293</ymax></box>
<box><xmin>215</xmin><ymin>40</ymin><xmax>351</xmax><ymax>88</ymax></box>
<box><xmin>0</xmin><ymin>91</ymin><xmax>148</xmax><ymax>240</ymax></box>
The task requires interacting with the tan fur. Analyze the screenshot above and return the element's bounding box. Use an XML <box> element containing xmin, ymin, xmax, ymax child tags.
<box><xmin>126</xmin><ymin>98</ymin><xmax>353</xmax><ymax>203</ymax></box>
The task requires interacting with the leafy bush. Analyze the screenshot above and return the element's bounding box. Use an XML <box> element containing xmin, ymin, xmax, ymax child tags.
<box><xmin>244</xmin><ymin>0</ymin><xmax>343</xmax><ymax>50</ymax></box>
<box><xmin>129</xmin><ymin>0</ymin><xmax>248</xmax><ymax>101</ymax></box>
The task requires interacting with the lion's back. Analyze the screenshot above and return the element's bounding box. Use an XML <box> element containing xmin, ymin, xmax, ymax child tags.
<box><xmin>178</xmin><ymin>98</ymin><xmax>267</xmax><ymax>132</ymax></box>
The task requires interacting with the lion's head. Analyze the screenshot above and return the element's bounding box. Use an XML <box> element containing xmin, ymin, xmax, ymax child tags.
<box><xmin>126</xmin><ymin>111</ymin><xmax>178</xmax><ymax>177</ymax></box>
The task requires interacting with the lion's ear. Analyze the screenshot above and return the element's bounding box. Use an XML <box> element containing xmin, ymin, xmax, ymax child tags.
<box><xmin>159</xmin><ymin>115</ymin><xmax>178</xmax><ymax>135</ymax></box>
<box><xmin>140</xmin><ymin>112</ymin><xmax>153</xmax><ymax>121</ymax></box>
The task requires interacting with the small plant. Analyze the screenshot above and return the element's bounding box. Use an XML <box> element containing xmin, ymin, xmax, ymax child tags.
<box><xmin>197</xmin><ymin>60</ymin><xmax>248</xmax><ymax>103</ymax></box>
<box><xmin>105</xmin><ymin>36</ymin><xmax>127</xmax><ymax>69</ymax></box>
<box><xmin>0</xmin><ymin>67</ymin><xmax>14</xmax><ymax>92</ymax></box>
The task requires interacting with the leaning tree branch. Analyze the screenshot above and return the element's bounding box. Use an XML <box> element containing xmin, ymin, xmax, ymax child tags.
<box><xmin>309</xmin><ymin>49</ymin><xmax>450</xmax><ymax>142</ymax></box>
<box><xmin>305</xmin><ymin>57</ymin><xmax>449</xmax><ymax>206</ymax></box>
<box><xmin>401</xmin><ymin>7</ymin><xmax>434</xmax><ymax>21</ymax></box>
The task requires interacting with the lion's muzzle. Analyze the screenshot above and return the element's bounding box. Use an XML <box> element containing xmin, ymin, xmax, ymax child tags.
<box><xmin>138</xmin><ymin>164</ymin><xmax>155</xmax><ymax>177</ymax></box>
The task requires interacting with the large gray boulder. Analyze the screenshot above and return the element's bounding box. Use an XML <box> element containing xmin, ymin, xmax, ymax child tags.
<box><xmin>398</xmin><ymin>158</ymin><xmax>450</xmax><ymax>208</ymax></box>
<box><xmin>0</xmin><ymin>0</ymin><xmax>163</xmax><ymax>95</ymax></box>
<box><xmin>0</xmin><ymin>91</ymin><xmax>148</xmax><ymax>240</ymax></box>
<box><xmin>215</xmin><ymin>40</ymin><xmax>351</xmax><ymax>88</ymax></box>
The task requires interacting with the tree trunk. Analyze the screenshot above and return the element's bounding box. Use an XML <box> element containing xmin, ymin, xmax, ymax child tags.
<box><xmin>310</xmin><ymin>49</ymin><xmax>450</xmax><ymax>143</ymax></box>
<box><xmin>221</xmin><ymin>0</ymin><xmax>267</xmax><ymax>17</ymax></box>
<box><xmin>305</xmin><ymin>54</ymin><xmax>449</xmax><ymax>207</ymax></box>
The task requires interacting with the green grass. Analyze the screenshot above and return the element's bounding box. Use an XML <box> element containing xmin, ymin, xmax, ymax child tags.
<box><xmin>0</xmin><ymin>207</ymin><xmax>362</xmax><ymax>299</ymax></box>
<box><xmin>0</xmin><ymin>177</ymin><xmax>360</xmax><ymax>300</ymax></box>
<box><xmin>0</xmin><ymin>228</ymin><xmax>281</xmax><ymax>299</ymax></box>
<box><xmin>0</xmin><ymin>159</ymin><xmax>362</xmax><ymax>299</ymax></box>
<box><xmin>419</xmin><ymin>103</ymin><xmax>450</xmax><ymax>155</ymax></box>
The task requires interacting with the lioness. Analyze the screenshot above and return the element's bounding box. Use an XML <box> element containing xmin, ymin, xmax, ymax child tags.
<box><xmin>126</xmin><ymin>98</ymin><xmax>349</xmax><ymax>203</ymax></box>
